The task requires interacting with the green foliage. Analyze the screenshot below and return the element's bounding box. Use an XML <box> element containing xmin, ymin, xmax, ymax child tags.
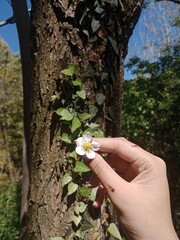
<box><xmin>0</xmin><ymin>181</ymin><xmax>21</xmax><ymax>240</ymax></box>
<box><xmin>0</xmin><ymin>39</ymin><xmax>22</xmax><ymax>240</ymax></box>
<box><xmin>108</xmin><ymin>223</ymin><xmax>122</xmax><ymax>240</ymax></box>
<box><xmin>76</xmin><ymin>0</ymin><xmax>124</xmax><ymax>56</ymax></box>
<box><xmin>0</xmin><ymin>39</ymin><xmax>23</xmax><ymax>177</ymax></box>
<box><xmin>123</xmin><ymin>43</ymin><xmax>180</xmax><ymax>159</ymax></box>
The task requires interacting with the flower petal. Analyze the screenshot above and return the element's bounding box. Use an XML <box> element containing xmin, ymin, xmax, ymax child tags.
<box><xmin>76</xmin><ymin>146</ymin><xmax>85</xmax><ymax>156</ymax></box>
<box><xmin>86</xmin><ymin>150</ymin><xmax>96</xmax><ymax>159</ymax></box>
<box><xmin>91</xmin><ymin>141</ymin><xmax>100</xmax><ymax>151</ymax></box>
<box><xmin>82</xmin><ymin>132</ymin><xmax>92</xmax><ymax>143</ymax></box>
<box><xmin>75</xmin><ymin>137</ymin><xmax>84</xmax><ymax>147</ymax></box>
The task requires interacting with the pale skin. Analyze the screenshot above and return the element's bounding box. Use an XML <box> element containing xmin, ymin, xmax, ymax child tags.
<box><xmin>84</xmin><ymin>137</ymin><xmax>179</xmax><ymax>240</ymax></box>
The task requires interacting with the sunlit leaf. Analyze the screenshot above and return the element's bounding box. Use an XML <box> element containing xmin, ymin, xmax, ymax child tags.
<box><xmin>108</xmin><ymin>223</ymin><xmax>122</xmax><ymax>240</ymax></box>
<box><xmin>56</xmin><ymin>108</ymin><xmax>73</xmax><ymax>121</ymax></box>
<box><xmin>60</xmin><ymin>65</ymin><xmax>76</xmax><ymax>76</ymax></box>
<box><xmin>62</xmin><ymin>173</ymin><xmax>72</xmax><ymax>187</ymax></box>
<box><xmin>89</xmin><ymin>187</ymin><xmax>98</xmax><ymax>201</ymax></box>
<box><xmin>88</xmin><ymin>123</ymin><xmax>99</xmax><ymax>129</ymax></box>
<box><xmin>61</xmin><ymin>133</ymin><xmax>72</xmax><ymax>143</ymax></box>
<box><xmin>78</xmin><ymin>113</ymin><xmax>91</xmax><ymax>120</ymax></box>
<box><xmin>74</xmin><ymin>202</ymin><xmax>87</xmax><ymax>215</ymax></box>
<box><xmin>76</xmin><ymin>90</ymin><xmax>86</xmax><ymax>99</ymax></box>
<box><xmin>50</xmin><ymin>95</ymin><xmax>58</xmax><ymax>102</ymax></box>
<box><xmin>77</xmin><ymin>202</ymin><xmax>87</xmax><ymax>213</ymax></box>
<box><xmin>72</xmin><ymin>117</ymin><xmax>81</xmax><ymax>132</ymax></box>
<box><xmin>69</xmin><ymin>150</ymin><xmax>77</xmax><ymax>159</ymax></box>
<box><xmin>74</xmin><ymin>161</ymin><xmax>91</xmax><ymax>173</ymax></box>
<box><xmin>79</xmin><ymin>187</ymin><xmax>92</xmax><ymax>198</ymax></box>
<box><xmin>72</xmin><ymin>215</ymin><xmax>82</xmax><ymax>227</ymax></box>
<box><xmin>67</xmin><ymin>182</ymin><xmax>78</xmax><ymax>195</ymax></box>
<box><xmin>72</xmin><ymin>78</ymin><xmax>82</xmax><ymax>86</ymax></box>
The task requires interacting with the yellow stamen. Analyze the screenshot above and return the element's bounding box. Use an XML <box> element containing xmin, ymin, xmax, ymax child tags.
<box><xmin>83</xmin><ymin>142</ymin><xmax>92</xmax><ymax>151</ymax></box>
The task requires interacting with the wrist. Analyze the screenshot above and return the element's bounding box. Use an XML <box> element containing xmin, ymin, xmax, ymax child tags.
<box><xmin>138</xmin><ymin>225</ymin><xmax>179</xmax><ymax>240</ymax></box>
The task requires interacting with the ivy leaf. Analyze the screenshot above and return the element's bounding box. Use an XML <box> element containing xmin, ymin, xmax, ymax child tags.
<box><xmin>96</xmin><ymin>93</ymin><xmax>106</xmax><ymax>105</ymax></box>
<box><xmin>76</xmin><ymin>90</ymin><xmax>86</xmax><ymax>99</ymax></box>
<box><xmin>91</xmin><ymin>19</ymin><xmax>100</xmax><ymax>33</ymax></box>
<box><xmin>108</xmin><ymin>223</ymin><xmax>122</xmax><ymax>240</ymax></box>
<box><xmin>89</xmin><ymin>105</ymin><xmax>98</xmax><ymax>119</ymax></box>
<box><xmin>83</xmin><ymin>65</ymin><xmax>95</xmax><ymax>77</ymax></box>
<box><xmin>72</xmin><ymin>117</ymin><xmax>81</xmax><ymax>132</ymax></box>
<box><xmin>60</xmin><ymin>109</ymin><xmax>73</xmax><ymax>121</ymax></box>
<box><xmin>56</xmin><ymin>108</ymin><xmax>73</xmax><ymax>121</ymax></box>
<box><xmin>74</xmin><ymin>202</ymin><xmax>87</xmax><ymax>215</ymax></box>
<box><xmin>77</xmin><ymin>202</ymin><xmax>87</xmax><ymax>213</ymax></box>
<box><xmin>50</xmin><ymin>95</ymin><xmax>58</xmax><ymax>102</ymax></box>
<box><xmin>60</xmin><ymin>65</ymin><xmax>76</xmax><ymax>76</ymax></box>
<box><xmin>69</xmin><ymin>150</ymin><xmax>77</xmax><ymax>160</ymax></box>
<box><xmin>109</xmin><ymin>37</ymin><xmax>119</xmax><ymax>55</ymax></box>
<box><xmin>81</xmin><ymin>220</ymin><xmax>94</xmax><ymax>231</ymax></box>
<box><xmin>61</xmin><ymin>133</ymin><xmax>72</xmax><ymax>143</ymax></box>
<box><xmin>72</xmin><ymin>215</ymin><xmax>82</xmax><ymax>227</ymax></box>
<box><xmin>89</xmin><ymin>187</ymin><xmax>98</xmax><ymax>201</ymax></box>
<box><xmin>79</xmin><ymin>187</ymin><xmax>92</xmax><ymax>198</ymax></box>
<box><xmin>68</xmin><ymin>182</ymin><xmax>78</xmax><ymax>195</ymax></box>
<box><xmin>88</xmin><ymin>123</ymin><xmax>99</xmax><ymax>129</ymax></box>
<box><xmin>74</xmin><ymin>161</ymin><xmax>91</xmax><ymax>173</ymax></box>
<box><xmin>103</xmin><ymin>0</ymin><xmax>118</xmax><ymax>6</ymax></box>
<box><xmin>93</xmin><ymin>129</ymin><xmax>104</xmax><ymax>138</ymax></box>
<box><xmin>72</xmin><ymin>77</ymin><xmax>82</xmax><ymax>86</ymax></box>
<box><xmin>78</xmin><ymin>113</ymin><xmax>91</xmax><ymax>120</ymax></box>
<box><xmin>62</xmin><ymin>173</ymin><xmax>72</xmax><ymax>187</ymax></box>
<box><xmin>83</xmin><ymin>30</ymin><xmax>89</xmax><ymax>37</ymax></box>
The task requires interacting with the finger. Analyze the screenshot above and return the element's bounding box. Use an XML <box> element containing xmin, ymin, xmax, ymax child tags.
<box><xmin>88</xmin><ymin>152</ymin><xmax>129</xmax><ymax>202</ymax></box>
<box><xmin>93</xmin><ymin>185</ymin><xmax>106</xmax><ymax>208</ymax></box>
<box><xmin>89</xmin><ymin>173</ymin><xmax>100</xmax><ymax>188</ymax></box>
<box><xmin>105</xmin><ymin>153</ymin><xmax>137</xmax><ymax>182</ymax></box>
<box><xmin>94</xmin><ymin>137</ymin><xmax>154</xmax><ymax>171</ymax></box>
<box><xmin>90</xmin><ymin>152</ymin><xmax>128</xmax><ymax>187</ymax></box>
<box><xmin>95</xmin><ymin>137</ymin><xmax>145</xmax><ymax>160</ymax></box>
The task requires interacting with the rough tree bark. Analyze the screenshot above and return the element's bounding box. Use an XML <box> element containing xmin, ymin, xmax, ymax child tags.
<box><xmin>21</xmin><ymin>0</ymin><xmax>144</xmax><ymax>239</ymax></box>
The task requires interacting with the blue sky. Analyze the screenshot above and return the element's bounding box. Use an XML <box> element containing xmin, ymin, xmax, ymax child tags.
<box><xmin>0</xmin><ymin>0</ymin><xmax>19</xmax><ymax>52</ymax></box>
<box><xmin>0</xmin><ymin>1</ymin><xmax>179</xmax><ymax>79</ymax></box>
<box><xmin>0</xmin><ymin>0</ymin><xmax>31</xmax><ymax>52</ymax></box>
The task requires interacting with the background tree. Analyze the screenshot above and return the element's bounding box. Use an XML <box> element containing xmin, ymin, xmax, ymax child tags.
<box><xmin>0</xmin><ymin>39</ymin><xmax>22</xmax><ymax>240</ymax></box>
<box><xmin>125</xmin><ymin>1</ymin><xmax>180</xmax><ymax>64</ymax></box>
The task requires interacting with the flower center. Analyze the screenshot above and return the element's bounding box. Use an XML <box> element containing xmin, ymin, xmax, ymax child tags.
<box><xmin>82</xmin><ymin>142</ymin><xmax>92</xmax><ymax>151</ymax></box>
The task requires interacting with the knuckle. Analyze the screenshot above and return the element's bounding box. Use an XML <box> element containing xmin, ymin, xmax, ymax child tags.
<box><xmin>155</xmin><ymin>157</ymin><xmax>167</xmax><ymax>170</ymax></box>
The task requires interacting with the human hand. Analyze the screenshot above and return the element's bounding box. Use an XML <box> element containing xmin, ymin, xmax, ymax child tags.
<box><xmin>85</xmin><ymin>137</ymin><xmax>178</xmax><ymax>240</ymax></box>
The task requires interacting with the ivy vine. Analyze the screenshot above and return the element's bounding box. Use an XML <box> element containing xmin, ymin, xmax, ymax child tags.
<box><xmin>51</xmin><ymin>65</ymin><xmax>122</xmax><ymax>239</ymax></box>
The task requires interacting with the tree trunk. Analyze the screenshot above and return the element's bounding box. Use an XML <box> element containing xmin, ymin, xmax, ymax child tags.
<box><xmin>22</xmin><ymin>0</ymin><xmax>144</xmax><ymax>239</ymax></box>
<box><xmin>11</xmin><ymin>0</ymin><xmax>32</xmax><ymax>231</ymax></box>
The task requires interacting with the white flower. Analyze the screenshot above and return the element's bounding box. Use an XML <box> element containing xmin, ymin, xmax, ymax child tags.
<box><xmin>75</xmin><ymin>132</ymin><xmax>100</xmax><ymax>159</ymax></box>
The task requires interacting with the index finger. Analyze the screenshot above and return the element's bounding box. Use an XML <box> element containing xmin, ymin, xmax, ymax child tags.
<box><xmin>94</xmin><ymin>137</ymin><xmax>153</xmax><ymax>164</ymax></box>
